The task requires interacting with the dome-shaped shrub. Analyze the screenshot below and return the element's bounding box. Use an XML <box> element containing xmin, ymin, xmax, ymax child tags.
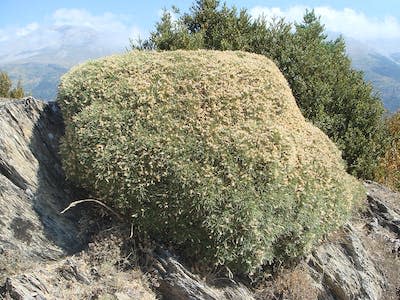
<box><xmin>58</xmin><ymin>50</ymin><xmax>364</xmax><ymax>273</ymax></box>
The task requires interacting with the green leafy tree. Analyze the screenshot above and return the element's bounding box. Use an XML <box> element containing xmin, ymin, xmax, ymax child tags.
<box><xmin>142</xmin><ymin>6</ymin><xmax>204</xmax><ymax>50</ymax></box>
<box><xmin>0</xmin><ymin>72</ymin><xmax>12</xmax><ymax>97</ymax></box>
<box><xmin>0</xmin><ymin>72</ymin><xmax>25</xmax><ymax>98</ymax></box>
<box><xmin>182</xmin><ymin>0</ymin><xmax>252</xmax><ymax>50</ymax></box>
<box><xmin>139</xmin><ymin>1</ymin><xmax>389</xmax><ymax>179</ymax></box>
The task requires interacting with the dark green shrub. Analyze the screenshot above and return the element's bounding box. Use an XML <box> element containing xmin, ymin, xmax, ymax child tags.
<box><xmin>58</xmin><ymin>50</ymin><xmax>364</xmax><ymax>273</ymax></box>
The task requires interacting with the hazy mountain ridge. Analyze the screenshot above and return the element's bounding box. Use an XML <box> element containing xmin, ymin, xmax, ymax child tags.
<box><xmin>391</xmin><ymin>52</ymin><xmax>400</xmax><ymax>64</ymax></box>
<box><xmin>0</xmin><ymin>63</ymin><xmax>68</xmax><ymax>101</ymax></box>
<box><xmin>0</xmin><ymin>24</ymin><xmax>126</xmax><ymax>101</ymax></box>
<box><xmin>0</xmin><ymin>24</ymin><xmax>125</xmax><ymax>67</ymax></box>
<box><xmin>346</xmin><ymin>39</ymin><xmax>400</xmax><ymax>112</ymax></box>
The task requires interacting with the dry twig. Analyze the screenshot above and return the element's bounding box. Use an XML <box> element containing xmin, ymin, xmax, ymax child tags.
<box><xmin>60</xmin><ymin>199</ymin><xmax>123</xmax><ymax>221</ymax></box>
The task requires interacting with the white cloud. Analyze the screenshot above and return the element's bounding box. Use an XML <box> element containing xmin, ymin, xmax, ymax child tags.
<box><xmin>129</xmin><ymin>26</ymin><xmax>142</xmax><ymax>41</ymax></box>
<box><xmin>249</xmin><ymin>6</ymin><xmax>400</xmax><ymax>41</ymax></box>
<box><xmin>52</xmin><ymin>9</ymin><xmax>127</xmax><ymax>32</ymax></box>
<box><xmin>0</xmin><ymin>29</ymin><xmax>8</xmax><ymax>42</ymax></box>
<box><xmin>16</xmin><ymin>22</ymin><xmax>39</xmax><ymax>37</ymax></box>
<box><xmin>50</xmin><ymin>9</ymin><xmax>143</xmax><ymax>48</ymax></box>
<box><xmin>250</xmin><ymin>5</ymin><xmax>306</xmax><ymax>23</ymax></box>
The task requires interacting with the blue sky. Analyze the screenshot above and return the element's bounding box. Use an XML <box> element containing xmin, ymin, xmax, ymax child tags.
<box><xmin>0</xmin><ymin>0</ymin><xmax>399</xmax><ymax>57</ymax></box>
<box><xmin>1</xmin><ymin>1</ymin><xmax>400</xmax><ymax>27</ymax></box>
<box><xmin>1</xmin><ymin>1</ymin><xmax>400</xmax><ymax>29</ymax></box>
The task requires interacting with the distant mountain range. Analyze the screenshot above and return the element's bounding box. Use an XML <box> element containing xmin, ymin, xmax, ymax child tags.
<box><xmin>0</xmin><ymin>24</ymin><xmax>125</xmax><ymax>102</ymax></box>
<box><xmin>0</xmin><ymin>33</ymin><xmax>399</xmax><ymax>112</ymax></box>
<box><xmin>0</xmin><ymin>63</ymin><xmax>68</xmax><ymax>101</ymax></box>
<box><xmin>346</xmin><ymin>38</ymin><xmax>400</xmax><ymax>112</ymax></box>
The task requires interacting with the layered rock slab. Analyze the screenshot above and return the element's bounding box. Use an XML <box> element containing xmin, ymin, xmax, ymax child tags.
<box><xmin>306</xmin><ymin>182</ymin><xmax>400</xmax><ymax>300</ymax></box>
<box><xmin>0</xmin><ymin>98</ymin><xmax>82</xmax><ymax>263</ymax></box>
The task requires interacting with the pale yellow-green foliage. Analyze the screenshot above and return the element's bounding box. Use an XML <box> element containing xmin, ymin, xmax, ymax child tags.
<box><xmin>58</xmin><ymin>50</ymin><xmax>365</xmax><ymax>273</ymax></box>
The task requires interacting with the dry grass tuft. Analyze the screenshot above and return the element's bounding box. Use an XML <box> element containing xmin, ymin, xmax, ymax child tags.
<box><xmin>57</xmin><ymin>228</ymin><xmax>156</xmax><ymax>300</ymax></box>
<box><xmin>1</xmin><ymin>228</ymin><xmax>156</xmax><ymax>300</ymax></box>
<box><xmin>254</xmin><ymin>265</ymin><xmax>319</xmax><ymax>300</ymax></box>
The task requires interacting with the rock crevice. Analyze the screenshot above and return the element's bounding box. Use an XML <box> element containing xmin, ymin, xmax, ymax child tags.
<box><xmin>0</xmin><ymin>98</ymin><xmax>83</xmax><ymax>262</ymax></box>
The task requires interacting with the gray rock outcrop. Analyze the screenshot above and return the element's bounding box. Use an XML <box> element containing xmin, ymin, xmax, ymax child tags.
<box><xmin>306</xmin><ymin>181</ymin><xmax>400</xmax><ymax>300</ymax></box>
<box><xmin>0</xmin><ymin>97</ymin><xmax>83</xmax><ymax>263</ymax></box>
<box><xmin>308</xmin><ymin>224</ymin><xmax>386</xmax><ymax>300</ymax></box>
<box><xmin>150</xmin><ymin>248</ymin><xmax>254</xmax><ymax>300</ymax></box>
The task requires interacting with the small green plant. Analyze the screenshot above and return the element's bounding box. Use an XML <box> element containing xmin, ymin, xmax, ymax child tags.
<box><xmin>0</xmin><ymin>71</ymin><xmax>24</xmax><ymax>98</ymax></box>
<box><xmin>58</xmin><ymin>50</ymin><xmax>365</xmax><ymax>274</ymax></box>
